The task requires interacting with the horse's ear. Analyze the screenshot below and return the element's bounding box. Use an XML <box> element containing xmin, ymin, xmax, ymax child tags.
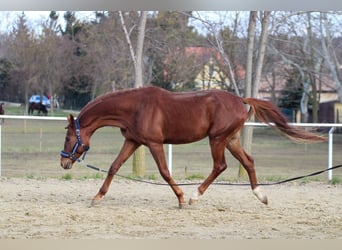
<box><xmin>67</xmin><ymin>114</ymin><xmax>75</xmax><ymax>128</ymax></box>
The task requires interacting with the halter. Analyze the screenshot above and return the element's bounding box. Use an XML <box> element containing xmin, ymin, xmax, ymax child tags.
<box><xmin>60</xmin><ymin>118</ymin><xmax>89</xmax><ymax>162</ymax></box>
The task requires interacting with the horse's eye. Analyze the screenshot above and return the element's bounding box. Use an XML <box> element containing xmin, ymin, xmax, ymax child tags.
<box><xmin>66</xmin><ymin>137</ymin><xmax>70</xmax><ymax>142</ymax></box>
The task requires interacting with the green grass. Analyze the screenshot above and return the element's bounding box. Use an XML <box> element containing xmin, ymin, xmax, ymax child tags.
<box><xmin>61</xmin><ymin>173</ymin><xmax>73</xmax><ymax>180</ymax></box>
<box><xmin>264</xmin><ymin>175</ymin><xmax>287</xmax><ymax>183</ymax></box>
<box><xmin>81</xmin><ymin>173</ymin><xmax>105</xmax><ymax>180</ymax></box>
<box><xmin>26</xmin><ymin>174</ymin><xmax>36</xmax><ymax>179</ymax></box>
<box><xmin>330</xmin><ymin>177</ymin><xmax>342</xmax><ymax>185</ymax></box>
<box><xmin>146</xmin><ymin>174</ymin><xmax>158</xmax><ymax>180</ymax></box>
<box><xmin>3</xmin><ymin>104</ymin><xmax>76</xmax><ymax>117</ymax></box>
<box><xmin>185</xmin><ymin>173</ymin><xmax>205</xmax><ymax>180</ymax></box>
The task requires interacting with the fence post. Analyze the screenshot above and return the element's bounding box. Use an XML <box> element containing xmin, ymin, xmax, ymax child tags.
<box><xmin>168</xmin><ymin>144</ymin><xmax>172</xmax><ymax>176</ymax></box>
<box><xmin>328</xmin><ymin>126</ymin><xmax>336</xmax><ymax>181</ymax></box>
<box><xmin>0</xmin><ymin>124</ymin><xmax>2</xmax><ymax>176</ymax></box>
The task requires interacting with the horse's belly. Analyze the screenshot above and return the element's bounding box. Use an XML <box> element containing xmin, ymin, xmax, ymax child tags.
<box><xmin>163</xmin><ymin>128</ymin><xmax>208</xmax><ymax>144</ymax></box>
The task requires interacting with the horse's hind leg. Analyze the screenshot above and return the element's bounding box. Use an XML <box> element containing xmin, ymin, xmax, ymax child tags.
<box><xmin>226</xmin><ymin>134</ymin><xmax>268</xmax><ymax>205</ymax></box>
<box><xmin>148</xmin><ymin>144</ymin><xmax>186</xmax><ymax>208</ymax></box>
<box><xmin>189</xmin><ymin>139</ymin><xmax>227</xmax><ymax>205</ymax></box>
<box><xmin>91</xmin><ymin>139</ymin><xmax>139</xmax><ymax>206</ymax></box>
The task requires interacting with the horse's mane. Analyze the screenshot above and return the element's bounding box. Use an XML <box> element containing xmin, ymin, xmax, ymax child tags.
<box><xmin>78</xmin><ymin>86</ymin><xmax>160</xmax><ymax>119</ymax></box>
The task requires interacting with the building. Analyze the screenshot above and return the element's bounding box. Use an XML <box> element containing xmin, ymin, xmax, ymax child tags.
<box><xmin>165</xmin><ymin>46</ymin><xmax>245</xmax><ymax>91</ymax></box>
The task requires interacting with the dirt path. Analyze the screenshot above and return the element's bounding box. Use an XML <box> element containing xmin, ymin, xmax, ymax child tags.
<box><xmin>0</xmin><ymin>177</ymin><xmax>341</xmax><ymax>239</ymax></box>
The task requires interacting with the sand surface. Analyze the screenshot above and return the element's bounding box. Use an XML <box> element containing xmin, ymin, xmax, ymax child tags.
<box><xmin>0</xmin><ymin>177</ymin><xmax>341</xmax><ymax>239</ymax></box>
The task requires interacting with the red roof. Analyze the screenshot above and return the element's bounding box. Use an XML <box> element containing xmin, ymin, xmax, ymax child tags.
<box><xmin>184</xmin><ymin>47</ymin><xmax>245</xmax><ymax>81</ymax></box>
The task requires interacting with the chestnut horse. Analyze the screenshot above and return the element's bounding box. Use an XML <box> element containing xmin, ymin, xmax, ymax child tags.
<box><xmin>60</xmin><ymin>86</ymin><xmax>325</xmax><ymax>208</ymax></box>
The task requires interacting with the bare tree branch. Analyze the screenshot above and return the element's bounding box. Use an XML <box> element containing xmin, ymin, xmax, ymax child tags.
<box><xmin>119</xmin><ymin>11</ymin><xmax>137</xmax><ymax>68</ymax></box>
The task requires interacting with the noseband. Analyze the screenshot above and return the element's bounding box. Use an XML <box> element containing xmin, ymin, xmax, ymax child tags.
<box><xmin>60</xmin><ymin>118</ymin><xmax>89</xmax><ymax>162</ymax></box>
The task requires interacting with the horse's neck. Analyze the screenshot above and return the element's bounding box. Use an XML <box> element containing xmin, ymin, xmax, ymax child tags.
<box><xmin>79</xmin><ymin>95</ymin><xmax>133</xmax><ymax>135</ymax></box>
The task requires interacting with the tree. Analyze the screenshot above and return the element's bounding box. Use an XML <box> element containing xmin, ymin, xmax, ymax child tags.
<box><xmin>37</xmin><ymin>11</ymin><xmax>64</xmax><ymax>115</ymax></box>
<box><xmin>119</xmin><ymin>11</ymin><xmax>148</xmax><ymax>177</ymax></box>
<box><xmin>59</xmin><ymin>11</ymin><xmax>94</xmax><ymax>109</ymax></box>
<box><xmin>216</xmin><ymin>15</ymin><xmax>246</xmax><ymax>92</ymax></box>
<box><xmin>239</xmin><ymin>11</ymin><xmax>271</xmax><ymax>178</ymax></box>
<box><xmin>147</xmin><ymin>11</ymin><xmax>204</xmax><ymax>90</ymax></box>
<box><xmin>0</xmin><ymin>58</ymin><xmax>13</xmax><ymax>101</ymax></box>
<box><xmin>191</xmin><ymin>11</ymin><xmax>244</xmax><ymax>95</ymax></box>
<box><xmin>304</xmin><ymin>12</ymin><xmax>320</xmax><ymax>123</ymax></box>
<box><xmin>76</xmin><ymin>11</ymin><xmax>138</xmax><ymax>98</ymax></box>
<box><xmin>119</xmin><ymin>11</ymin><xmax>147</xmax><ymax>88</ymax></box>
<box><xmin>7</xmin><ymin>12</ymin><xmax>39</xmax><ymax>112</ymax></box>
<box><xmin>278</xmin><ymin>67</ymin><xmax>304</xmax><ymax>112</ymax></box>
<box><xmin>267</xmin><ymin>12</ymin><xmax>334</xmax><ymax>123</ymax></box>
<box><xmin>320</xmin><ymin>12</ymin><xmax>342</xmax><ymax>102</ymax></box>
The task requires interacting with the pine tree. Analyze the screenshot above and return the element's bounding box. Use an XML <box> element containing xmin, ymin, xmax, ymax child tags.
<box><xmin>278</xmin><ymin>69</ymin><xmax>303</xmax><ymax>111</ymax></box>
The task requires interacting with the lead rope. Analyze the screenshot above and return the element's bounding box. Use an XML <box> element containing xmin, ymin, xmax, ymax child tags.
<box><xmin>77</xmin><ymin>160</ymin><xmax>342</xmax><ymax>186</ymax></box>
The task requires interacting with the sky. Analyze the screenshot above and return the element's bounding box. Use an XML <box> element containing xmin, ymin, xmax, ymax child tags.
<box><xmin>0</xmin><ymin>11</ymin><xmax>222</xmax><ymax>35</ymax></box>
<box><xmin>0</xmin><ymin>11</ymin><xmax>96</xmax><ymax>33</ymax></box>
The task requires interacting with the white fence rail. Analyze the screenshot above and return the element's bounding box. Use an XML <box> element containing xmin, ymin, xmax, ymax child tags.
<box><xmin>1</xmin><ymin>115</ymin><xmax>342</xmax><ymax>180</ymax></box>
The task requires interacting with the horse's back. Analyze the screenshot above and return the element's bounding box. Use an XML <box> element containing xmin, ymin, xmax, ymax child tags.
<box><xmin>137</xmin><ymin>87</ymin><xmax>248</xmax><ymax>143</ymax></box>
<box><xmin>142</xmin><ymin>86</ymin><xmax>248</xmax><ymax>125</ymax></box>
<box><xmin>161</xmin><ymin>88</ymin><xmax>247</xmax><ymax>119</ymax></box>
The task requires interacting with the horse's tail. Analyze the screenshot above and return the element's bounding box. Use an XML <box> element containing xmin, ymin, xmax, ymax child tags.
<box><xmin>243</xmin><ymin>98</ymin><xmax>326</xmax><ymax>143</ymax></box>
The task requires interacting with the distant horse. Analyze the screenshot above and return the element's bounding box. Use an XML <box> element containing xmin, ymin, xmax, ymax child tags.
<box><xmin>28</xmin><ymin>102</ymin><xmax>48</xmax><ymax>116</ymax></box>
<box><xmin>60</xmin><ymin>86</ymin><xmax>326</xmax><ymax>208</ymax></box>
<box><xmin>0</xmin><ymin>103</ymin><xmax>4</xmax><ymax>124</ymax></box>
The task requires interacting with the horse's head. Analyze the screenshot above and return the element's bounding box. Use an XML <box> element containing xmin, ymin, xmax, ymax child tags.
<box><xmin>60</xmin><ymin>114</ymin><xmax>90</xmax><ymax>169</ymax></box>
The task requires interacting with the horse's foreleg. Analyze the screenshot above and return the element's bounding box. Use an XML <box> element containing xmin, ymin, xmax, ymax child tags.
<box><xmin>189</xmin><ymin>140</ymin><xmax>227</xmax><ymax>205</ymax></box>
<box><xmin>91</xmin><ymin>139</ymin><xmax>139</xmax><ymax>206</ymax></box>
<box><xmin>149</xmin><ymin>144</ymin><xmax>186</xmax><ymax>208</ymax></box>
<box><xmin>226</xmin><ymin>136</ymin><xmax>268</xmax><ymax>205</ymax></box>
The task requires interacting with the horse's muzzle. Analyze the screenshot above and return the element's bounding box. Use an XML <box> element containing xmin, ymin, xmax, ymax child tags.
<box><xmin>60</xmin><ymin>158</ymin><xmax>73</xmax><ymax>169</ymax></box>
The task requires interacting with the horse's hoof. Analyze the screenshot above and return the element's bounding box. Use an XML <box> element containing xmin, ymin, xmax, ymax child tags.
<box><xmin>189</xmin><ymin>198</ymin><xmax>199</xmax><ymax>206</ymax></box>
<box><xmin>90</xmin><ymin>198</ymin><xmax>101</xmax><ymax>207</ymax></box>
<box><xmin>178</xmin><ymin>202</ymin><xmax>187</xmax><ymax>209</ymax></box>
<box><xmin>253</xmin><ymin>186</ymin><xmax>268</xmax><ymax>206</ymax></box>
<box><xmin>189</xmin><ymin>189</ymin><xmax>200</xmax><ymax>205</ymax></box>
<box><xmin>261</xmin><ymin>196</ymin><xmax>268</xmax><ymax>205</ymax></box>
